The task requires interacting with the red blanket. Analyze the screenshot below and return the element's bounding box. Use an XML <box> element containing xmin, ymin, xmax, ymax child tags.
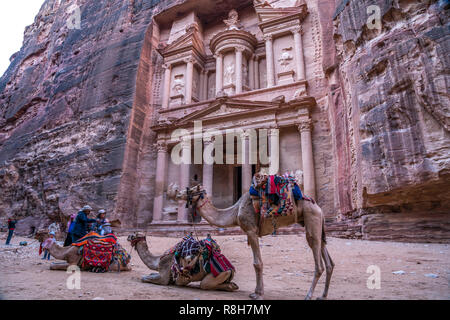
<box><xmin>82</xmin><ymin>240</ymin><xmax>114</xmax><ymax>269</ymax></box>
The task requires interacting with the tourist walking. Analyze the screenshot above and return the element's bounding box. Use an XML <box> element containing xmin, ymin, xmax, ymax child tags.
<box><xmin>5</xmin><ymin>217</ymin><xmax>17</xmax><ymax>245</ymax></box>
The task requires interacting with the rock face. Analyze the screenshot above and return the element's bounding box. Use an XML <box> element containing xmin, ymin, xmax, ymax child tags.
<box><xmin>329</xmin><ymin>0</ymin><xmax>450</xmax><ymax>242</ymax></box>
<box><xmin>0</xmin><ymin>0</ymin><xmax>448</xmax><ymax>242</ymax></box>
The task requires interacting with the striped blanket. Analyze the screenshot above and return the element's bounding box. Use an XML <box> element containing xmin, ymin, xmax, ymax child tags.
<box><xmin>170</xmin><ymin>236</ymin><xmax>235</xmax><ymax>281</ymax></box>
<box><xmin>71</xmin><ymin>232</ymin><xmax>117</xmax><ymax>247</ymax></box>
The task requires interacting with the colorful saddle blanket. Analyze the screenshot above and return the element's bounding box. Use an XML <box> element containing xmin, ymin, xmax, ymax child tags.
<box><xmin>81</xmin><ymin>240</ymin><xmax>115</xmax><ymax>269</ymax></box>
<box><xmin>251</xmin><ymin>175</ymin><xmax>300</xmax><ymax>219</ymax></box>
<box><xmin>169</xmin><ymin>235</ymin><xmax>235</xmax><ymax>281</ymax></box>
<box><xmin>71</xmin><ymin>232</ymin><xmax>117</xmax><ymax>247</ymax></box>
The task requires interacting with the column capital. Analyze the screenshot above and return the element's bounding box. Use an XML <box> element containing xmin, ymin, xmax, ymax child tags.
<box><xmin>291</xmin><ymin>26</ymin><xmax>303</xmax><ymax>35</ymax></box>
<box><xmin>203</xmin><ymin>136</ymin><xmax>215</xmax><ymax>146</ymax></box>
<box><xmin>162</xmin><ymin>63</ymin><xmax>172</xmax><ymax>70</ymax></box>
<box><xmin>298</xmin><ymin>119</ymin><xmax>312</xmax><ymax>133</ymax></box>
<box><xmin>263</xmin><ymin>34</ymin><xmax>273</xmax><ymax>42</ymax></box>
<box><xmin>184</xmin><ymin>57</ymin><xmax>196</xmax><ymax>64</ymax></box>
<box><xmin>155</xmin><ymin>141</ymin><xmax>168</xmax><ymax>153</ymax></box>
<box><xmin>214</xmin><ymin>53</ymin><xmax>223</xmax><ymax>59</ymax></box>
<box><xmin>235</xmin><ymin>45</ymin><xmax>246</xmax><ymax>53</ymax></box>
<box><xmin>268</xmin><ymin>127</ymin><xmax>280</xmax><ymax>137</ymax></box>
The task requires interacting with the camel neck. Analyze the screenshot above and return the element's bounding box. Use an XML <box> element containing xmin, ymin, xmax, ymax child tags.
<box><xmin>196</xmin><ymin>195</ymin><xmax>239</xmax><ymax>228</ymax></box>
<box><xmin>135</xmin><ymin>240</ymin><xmax>161</xmax><ymax>271</ymax></box>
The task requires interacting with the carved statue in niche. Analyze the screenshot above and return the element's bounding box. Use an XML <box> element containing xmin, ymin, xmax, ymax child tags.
<box><xmin>243</xmin><ymin>63</ymin><xmax>249</xmax><ymax>86</ymax></box>
<box><xmin>224</xmin><ymin>63</ymin><xmax>235</xmax><ymax>85</ymax></box>
<box><xmin>279</xmin><ymin>47</ymin><xmax>294</xmax><ymax>71</ymax></box>
<box><xmin>224</xmin><ymin>9</ymin><xmax>241</xmax><ymax>30</ymax></box>
<box><xmin>172</xmin><ymin>74</ymin><xmax>185</xmax><ymax>96</ymax></box>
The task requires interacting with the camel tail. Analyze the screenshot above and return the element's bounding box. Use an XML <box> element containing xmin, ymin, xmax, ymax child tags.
<box><xmin>322</xmin><ymin>218</ymin><xmax>327</xmax><ymax>245</ymax></box>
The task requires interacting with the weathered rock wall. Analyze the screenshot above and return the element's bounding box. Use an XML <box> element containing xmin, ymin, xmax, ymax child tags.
<box><xmin>331</xmin><ymin>0</ymin><xmax>450</xmax><ymax>242</ymax></box>
<box><xmin>0</xmin><ymin>0</ymin><xmax>163</xmax><ymax>232</ymax></box>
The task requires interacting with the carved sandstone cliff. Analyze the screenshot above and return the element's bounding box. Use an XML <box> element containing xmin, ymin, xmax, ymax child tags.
<box><xmin>329</xmin><ymin>0</ymin><xmax>450</xmax><ymax>242</ymax></box>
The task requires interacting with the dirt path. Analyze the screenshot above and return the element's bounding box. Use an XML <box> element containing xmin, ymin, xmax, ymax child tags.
<box><xmin>0</xmin><ymin>232</ymin><xmax>448</xmax><ymax>300</ymax></box>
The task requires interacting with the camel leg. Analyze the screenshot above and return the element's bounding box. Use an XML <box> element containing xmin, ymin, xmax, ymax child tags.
<box><xmin>49</xmin><ymin>262</ymin><xmax>70</xmax><ymax>271</ymax></box>
<box><xmin>318</xmin><ymin>245</ymin><xmax>334</xmax><ymax>300</ymax></box>
<box><xmin>142</xmin><ymin>267</ymin><xmax>171</xmax><ymax>285</ymax></box>
<box><xmin>200</xmin><ymin>271</ymin><xmax>239</xmax><ymax>292</ymax></box>
<box><xmin>247</xmin><ymin>232</ymin><xmax>264</xmax><ymax>300</ymax></box>
<box><xmin>305</xmin><ymin>234</ymin><xmax>324</xmax><ymax>300</ymax></box>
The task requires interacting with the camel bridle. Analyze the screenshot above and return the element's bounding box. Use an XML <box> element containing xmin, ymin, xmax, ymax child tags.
<box><xmin>185</xmin><ymin>187</ymin><xmax>206</xmax><ymax>209</ymax></box>
<box><xmin>130</xmin><ymin>236</ymin><xmax>145</xmax><ymax>248</ymax></box>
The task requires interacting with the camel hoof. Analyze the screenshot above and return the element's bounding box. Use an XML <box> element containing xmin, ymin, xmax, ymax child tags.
<box><xmin>316</xmin><ymin>296</ymin><xmax>327</xmax><ymax>300</ymax></box>
<box><xmin>249</xmin><ymin>293</ymin><xmax>264</xmax><ymax>300</ymax></box>
<box><xmin>228</xmin><ymin>282</ymin><xmax>239</xmax><ymax>292</ymax></box>
<box><xmin>304</xmin><ymin>295</ymin><xmax>312</xmax><ymax>300</ymax></box>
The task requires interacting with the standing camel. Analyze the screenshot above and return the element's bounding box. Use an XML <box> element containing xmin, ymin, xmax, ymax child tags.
<box><xmin>172</xmin><ymin>177</ymin><xmax>334</xmax><ymax>300</ymax></box>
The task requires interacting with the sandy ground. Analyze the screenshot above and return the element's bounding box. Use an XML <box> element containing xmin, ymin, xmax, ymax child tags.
<box><xmin>0</xmin><ymin>231</ymin><xmax>448</xmax><ymax>300</ymax></box>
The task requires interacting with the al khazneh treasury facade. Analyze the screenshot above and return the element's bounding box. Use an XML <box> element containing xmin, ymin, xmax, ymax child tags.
<box><xmin>149</xmin><ymin>0</ymin><xmax>324</xmax><ymax>224</ymax></box>
<box><xmin>1</xmin><ymin>0</ymin><xmax>448</xmax><ymax>242</ymax></box>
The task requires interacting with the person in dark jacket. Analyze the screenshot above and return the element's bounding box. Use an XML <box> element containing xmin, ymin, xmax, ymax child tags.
<box><xmin>5</xmin><ymin>218</ymin><xmax>17</xmax><ymax>245</ymax></box>
<box><xmin>71</xmin><ymin>206</ymin><xmax>96</xmax><ymax>243</ymax></box>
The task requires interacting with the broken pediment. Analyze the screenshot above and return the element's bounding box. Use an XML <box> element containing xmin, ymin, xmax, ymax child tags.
<box><xmin>254</xmin><ymin>0</ymin><xmax>308</xmax><ymax>27</ymax></box>
<box><xmin>159</xmin><ymin>23</ymin><xmax>206</xmax><ymax>59</ymax></box>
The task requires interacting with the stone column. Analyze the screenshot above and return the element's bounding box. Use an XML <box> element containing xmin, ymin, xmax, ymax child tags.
<box><xmin>202</xmin><ymin>137</ymin><xmax>214</xmax><ymax>198</ymax></box>
<box><xmin>241</xmin><ymin>132</ymin><xmax>252</xmax><ymax>192</ymax></box>
<box><xmin>298</xmin><ymin>120</ymin><xmax>316</xmax><ymax>199</ymax></box>
<box><xmin>268</xmin><ymin>128</ymin><xmax>280</xmax><ymax>175</ymax></box>
<box><xmin>215</xmin><ymin>53</ymin><xmax>223</xmax><ymax>95</ymax></box>
<box><xmin>264</xmin><ymin>34</ymin><xmax>275</xmax><ymax>87</ymax></box>
<box><xmin>152</xmin><ymin>141</ymin><xmax>168</xmax><ymax>222</ymax></box>
<box><xmin>185</xmin><ymin>58</ymin><xmax>194</xmax><ymax>104</ymax></box>
<box><xmin>292</xmin><ymin>26</ymin><xmax>306</xmax><ymax>81</ymax></box>
<box><xmin>249</xmin><ymin>55</ymin><xmax>255</xmax><ymax>90</ymax></box>
<box><xmin>202</xmin><ymin>70</ymin><xmax>209</xmax><ymax>100</ymax></box>
<box><xmin>254</xmin><ymin>56</ymin><xmax>260</xmax><ymax>89</ymax></box>
<box><xmin>162</xmin><ymin>64</ymin><xmax>172</xmax><ymax>109</ymax></box>
<box><xmin>235</xmin><ymin>47</ymin><xmax>244</xmax><ymax>94</ymax></box>
<box><xmin>178</xmin><ymin>137</ymin><xmax>191</xmax><ymax>222</ymax></box>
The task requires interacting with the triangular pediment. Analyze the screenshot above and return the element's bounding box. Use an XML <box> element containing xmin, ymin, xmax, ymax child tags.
<box><xmin>160</xmin><ymin>27</ymin><xmax>206</xmax><ymax>57</ymax></box>
<box><xmin>176</xmin><ymin>98</ymin><xmax>276</xmax><ymax>125</ymax></box>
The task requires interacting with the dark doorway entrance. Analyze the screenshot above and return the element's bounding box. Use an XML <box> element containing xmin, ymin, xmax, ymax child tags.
<box><xmin>234</xmin><ymin>166</ymin><xmax>242</xmax><ymax>203</ymax></box>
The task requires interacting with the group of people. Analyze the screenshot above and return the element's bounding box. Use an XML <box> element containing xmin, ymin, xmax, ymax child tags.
<box><xmin>64</xmin><ymin>205</ymin><xmax>112</xmax><ymax>246</ymax></box>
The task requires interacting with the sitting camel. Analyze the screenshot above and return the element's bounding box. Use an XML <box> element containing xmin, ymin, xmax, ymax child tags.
<box><xmin>172</xmin><ymin>173</ymin><xmax>334</xmax><ymax>300</ymax></box>
<box><xmin>127</xmin><ymin>233</ymin><xmax>238</xmax><ymax>292</ymax></box>
<box><xmin>35</xmin><ymin>231</ymin><xmax>131</xmax><ymax>272</ymax></box>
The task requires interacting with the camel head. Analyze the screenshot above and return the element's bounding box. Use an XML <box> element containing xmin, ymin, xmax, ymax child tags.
<box><xmin>34</xmin><ymin>229</ymin><xmax>49</xmax><ymax>243</ymax></box>
<box><xmin>253</xmin><ymin>171</ymin><xmax>268</xmax><ymax>188</ymax></box>
<box><xmin>166</xmin><ymin>183</ymin><xmax>179</xmax><ymax>201</ymax></box>
<box><xmin>127</xmin><ymin>232</ymin><xmax>146</xmax><ymax>248</ymax></box>
<box><xmin>175</xmin><ymin>185</ymin><xmax>206</xmax><ymax>207</ymax></box>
